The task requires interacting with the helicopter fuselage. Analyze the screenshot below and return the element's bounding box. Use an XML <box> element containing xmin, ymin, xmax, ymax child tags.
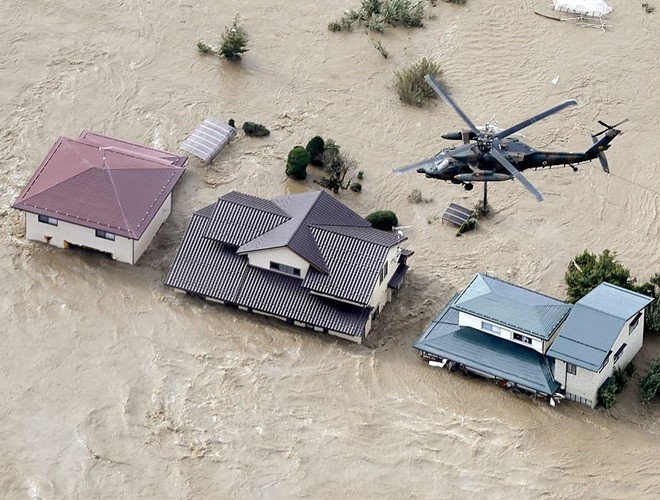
<box><xmin>419</xmin><ymin>134</ymin><xmax>613</xmax><ymax>185</ymax></box>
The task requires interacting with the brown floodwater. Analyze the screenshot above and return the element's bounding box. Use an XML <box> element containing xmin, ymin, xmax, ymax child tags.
<box><xmin>1</xmin><ymin>0</ymin><xmax>659</xmax><ymax>498</ymax></box>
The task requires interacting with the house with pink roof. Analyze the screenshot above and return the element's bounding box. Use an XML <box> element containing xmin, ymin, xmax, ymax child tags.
<box><xmin>12</xmin><ymin>131</ymin><xmax>187</xmax><ymax>264</ymax></box>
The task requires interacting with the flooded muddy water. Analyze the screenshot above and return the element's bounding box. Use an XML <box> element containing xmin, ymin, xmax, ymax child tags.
<box><xmin>1</xmin><ymin>0</ymin><xmax>659</xmax><ymax>498</ymax></box>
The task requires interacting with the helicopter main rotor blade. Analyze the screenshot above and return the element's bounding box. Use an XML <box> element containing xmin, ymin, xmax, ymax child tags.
<box><xmin>490</xmin><ymin>142</ymin><xmax>544</xmax><ymax>202</ymax></box>
<box><xmin>392</xmin><ymin>157</ymin><xmax>439</xmax><ymax>175</ymax></box>
<box><xmin>494</xmin><ymin>100</ymin><xmax>577</xmax><ymax>140</ymax></box>
<box><xmin>424</xmin><ymin>74</ymin><xmax>480</xmax><ymax>135</ymax></box>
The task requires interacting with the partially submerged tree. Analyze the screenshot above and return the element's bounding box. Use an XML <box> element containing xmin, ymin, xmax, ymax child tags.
<box><xmin>315</xmin><ymin>139</ymin><xmax>358</xmax><ymax>193</ymax></box>
<box><xmin>366</xmin><ymin>210</ymin><xmax>398</xmax><ymax>231</ymax></box>
<box><xmin>285</xmin><ymin>146</ymin><xmax>310</xmax><ymax>180</ymax></box>
<box><xmin>565</xmin><ymin>250</ymin><xmax>660</xmax><ymax>332</ymax></box>
<box><xmin>305</xmin><ymin>136</ymin><xmax>325</xmax><ymax>166</ymax></box>
<box><xmin>395</xmin><ymin>57</ymin><xmax>444</xmax><ymax>107</ymax></box>
<box><xmin>564</xmin><ymin>250</ymin><xmax>636</xmax><ymax>304</ymax></box>
<box><xmin>198</xmin><ymin>15</ymin><xmax>249</xmax><ymax>60</ymax></box>
<box><xmin>220</xmin><ymin>15</ymin><xmax>249</xmax><ymax>60</ymax></box>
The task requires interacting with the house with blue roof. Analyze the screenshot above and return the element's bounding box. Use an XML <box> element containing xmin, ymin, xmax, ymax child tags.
<box><xmin>414</xmin><ymin>274</ymin><xmax>653</xmax><ymax>407</ymax></box>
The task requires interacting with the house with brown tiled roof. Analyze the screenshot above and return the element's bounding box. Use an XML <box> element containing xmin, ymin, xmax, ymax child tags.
<box><xmin>12</xmin><ymin>131</ymin><xmax>187</xmax><ymax>264</ymax></box>
<box><xmin>165</xmin><ymin>190</ymin><xmax>413</xmax><ymax>343</ymax></box>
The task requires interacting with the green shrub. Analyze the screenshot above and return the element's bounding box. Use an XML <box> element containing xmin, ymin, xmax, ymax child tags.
<box><xmin>612</xmin><ymin>367</ymin><xmax>629</xmax><ymax>392</ymax></box>
<box><xmin>565</xmin><ymin>250</ymin><xmax>636</xmax><ymax>304</ymax></box>
<box><xmin>329</xmin><ymin>0</ymin><xmax>425</xmax><ymax>33</ymax></box>
<box><xmin>598</xmin><ymin>378</ymin><xmax>619</xmax><ymax>409</ymax></box>
<box><xmin>305</xmin><ymin>136</ymin><xmax>325</xmax><ymax>166</ymax></box>
<box><xmin>366</xmin><ymin>210</ymin><xmax>398</xmax><ymax>231</ymax></box>
<box><xmin>242</xmin><ymin>121</ymin><xmax>270</xmax><ymax>137</ymax></box>
<box><xmin>639</xmin><ymin>358</ymin><xmax>660</xmax><ymax>404</ymax></box>
<box><xmin>357</xmin><ymin>170</ymin><xmax>364</xmax><ymax>180</ymax></box>
<box><xmin>220</xmin><ymin>15</ymin><xmax>249</xmax><ymax>61</ymax></box>
<box><xmin>286</xmin><ymin>146</ymin><xmax>310</xmax><ymax>180</ymax></box>
<box><xmin>197</xmin><ymin>41</ymin><xmax>215</xmax><ymax>54</ymax></box>
<box><xmin>395</xmin><ymin>57</ymin><xmax>444</xmax><ymax>107</ymax></box>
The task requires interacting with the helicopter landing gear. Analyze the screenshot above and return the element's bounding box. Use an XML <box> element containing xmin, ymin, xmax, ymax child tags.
<box><xmin>464</xmin><ymin>183</ymin><xmax>474</xmax><ymax>191</ymax></box>
<box><xmin>570</xmin><ymin>164</ymin><xmax>578</xmax><ymax>172</ymax></box>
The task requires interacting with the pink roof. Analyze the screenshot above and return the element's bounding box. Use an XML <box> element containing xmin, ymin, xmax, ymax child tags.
<box><xmin>12</xmin><ymin>132</ymin><xmax>187</xmax><ymax>239</ymax></box>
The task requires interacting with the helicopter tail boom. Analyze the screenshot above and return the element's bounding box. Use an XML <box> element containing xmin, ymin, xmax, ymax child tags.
<box><xmin>584</xmin><ymin>120</ymin><xmax>625</xmax><ymax>172</ymax></box>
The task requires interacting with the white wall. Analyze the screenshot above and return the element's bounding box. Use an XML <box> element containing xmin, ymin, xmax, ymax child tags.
<box><xmin>561</xmin><ymin>310</ymin><xmax>646</xmax><ymax>408</ymax></box>
<box><xmin>25</xmin><ymin>211</ymin><xmax>133</xmax><ymax>264</ymax></box>
<box><xmin>458</xmin><ymin>312</ymin><xmax>545</xmax><ymax>354</ymax></box>
<box><xmin>133</xmin><ymin>194</ymin><xmax>172</xmax><ymax>263</ymax></box>
<box><xmin>247</xmin><ymin>246</ymin><xmax>311</xmax><ymax>278</ymax></box>
<box><xmin>368</xmin><ymin>245</ymin><xmax>402</xmax><ymax>311</ymax></box>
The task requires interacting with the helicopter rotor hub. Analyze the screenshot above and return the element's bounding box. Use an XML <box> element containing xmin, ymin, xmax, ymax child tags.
<box><xmin>476</xmin><ymin>135</ymin><xmax>493</xmax><ymax>153</ymax></box>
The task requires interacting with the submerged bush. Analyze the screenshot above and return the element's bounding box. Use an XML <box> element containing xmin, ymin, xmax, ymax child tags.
<box><xmin>366</xmin><ymin>210</ymin><xmax>398</xmax><ymax>231</ymax></box>
<box><xmin>395</xmin><ymin>57</ymin><xmax>444</xmax><ymax>106</ymax></box>
<box><xmin>286</xmin><ymin>146</ymin><xmax>310</xmax><ymax>180</ymax></box>
<box><xmin>242</xmin><ymin>121</ymin><xmax>270</xmax><ymax>137</ymax></box>
<box><xmin>329</xmin><ymin>0</ymin><xmax>425</xmax><ymax>32</ymax></box>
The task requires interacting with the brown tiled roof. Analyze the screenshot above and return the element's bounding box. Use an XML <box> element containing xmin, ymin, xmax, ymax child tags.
<box><xmin>12</xmin><ymin>133</ymin><xmax>187</xmax><ymax>239</ymax></box>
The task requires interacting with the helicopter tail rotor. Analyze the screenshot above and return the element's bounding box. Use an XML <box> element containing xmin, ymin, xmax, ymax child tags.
<box><xmin>592</xmin><ymin>118</ymin><xmax>629</xmax><ymax>137</ymax></box>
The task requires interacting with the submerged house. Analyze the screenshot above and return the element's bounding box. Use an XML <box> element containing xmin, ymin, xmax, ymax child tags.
<box><xmin>414</xmin><ymin>273</ymin><xmax>653</xmax><ymax>407</ymax></box>
<box><xmin>165</xmin><ymin>190</ymin><xmax>413</xmax><ymax>343</ymax></box>
<box><xmin>12</xmin><ymin>131</ymin><xmax>187</xmax><ymax>264</ymax></box>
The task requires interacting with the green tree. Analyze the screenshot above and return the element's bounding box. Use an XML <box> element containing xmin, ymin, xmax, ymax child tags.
<box><xmin>286</xmin><ymin>146</ymin><xmax>310</xmax><ymax>180</ymax></box>
<box><xmin>564</xmin><ymin>250</ymin><xmax>636</xmax><ymax>303</ymax></box>
<box><xmin>639</xmin><ymin>358</ymin><xmax>660</xmax><ymax>404</ymax></box>
<box><xmin>305</xmin><ymin>136</ymin><xmax>325</xmax><ymax>166</ymax></box>
<box><xmin>366</xmin><ymin>210</ymin><xmax>398</xmax><ymax>231</ymax></box>
<box><xmin>220</xmin><ymin>15</ymin><xmax>249</xmax><ymax>61</ymax></box>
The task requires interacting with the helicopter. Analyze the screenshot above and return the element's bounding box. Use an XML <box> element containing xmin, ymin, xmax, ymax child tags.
<box><xmin>393</xmin><ymin>74</ymin><xmax>627</xmax><ymax>202</ymax></box>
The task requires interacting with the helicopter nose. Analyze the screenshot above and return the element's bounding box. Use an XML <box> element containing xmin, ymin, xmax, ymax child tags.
<box><xmin>417</xmin><ymin>167</ymin><xmax>425</xmax><ymax>173</ymax></box>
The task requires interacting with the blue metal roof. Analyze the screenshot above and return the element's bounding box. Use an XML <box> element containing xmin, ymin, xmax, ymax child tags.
<box><xmin>453</xmin><ymin>274</ymin><xmax>571</xmax><ymax>340</ymax></box>
<box><xmin>414</xmin><ymin>295</ymin><xmax>560</xmax><ymax>396</ymax></box>
<box><xmin>547</xmin><ymin>283</ymin><xmax>653</xmax><ymax>371</ymax></box>
<box><xmin>576</xmin><ymin>282</ymin><xmax>653</xmax><ymax>320</ymax></box>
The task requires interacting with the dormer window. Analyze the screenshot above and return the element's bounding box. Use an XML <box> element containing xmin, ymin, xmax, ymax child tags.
<box><xmin>270</xmin><ymin>261</ymin><xmax>301</xmax><ymax>277</ymax></box>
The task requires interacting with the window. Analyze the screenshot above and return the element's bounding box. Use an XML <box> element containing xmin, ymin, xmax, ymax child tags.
<box><xmin>269</xmin><ymin>261</ymin><xmax>301</xmax><ymax>277</ymax></box>
<box><xmin>378</xmin><ymin>261</ymin><xmax>389</xmax><ymax>285</ymax></box>
<box><xmin>95</xmin><ymin>229</ymin><xmax>115</xmax><ymax>241</ymax></box>
<box><xmin>481</xmin><ymin>322</ymin><xmax>501</xmax><ymax>334</ymax></box>
<box><xmin>599</xmin><ymin>352</ymin><xmax>611</xmax><ymax>372</ymax></box>
<box><xmin>38</xmin><ymin>214</ymin><xmax>58</xmax><ymax>226</ymax></box>
<box><xmin>566</xmin><ymin>362</ymin><xmax>577</xmax><ymax>375</ymax></box>
<box><xmin>513</xmin><ymin>333</ymin><xmax>533</xmax><ymax>345</ymax></box>
<box><xmin>613</xmin><ymin>343</ymin><xmax>627</xmax><ymax>364</ymax></box>
<box><xmin>629</xmin><ymin>312</ymin><xmax>642</xmax><ymax>334</ymax></box>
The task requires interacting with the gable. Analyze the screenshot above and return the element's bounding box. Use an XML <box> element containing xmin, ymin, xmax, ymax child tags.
<box><xmin>453</xmin><ymin>274</ymin><xmax>571</xmax><ymax>339</ymax></box>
